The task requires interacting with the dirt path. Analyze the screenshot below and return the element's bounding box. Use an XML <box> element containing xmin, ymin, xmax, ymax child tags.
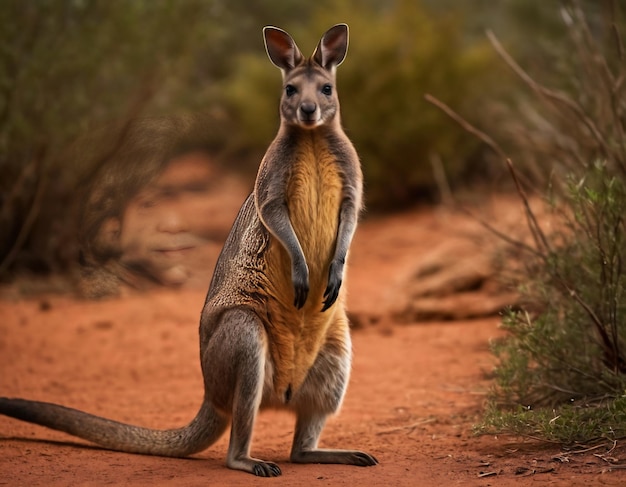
<box><xmin>1</xmin><ymin>201</ymin><xmax>625</xmax><ymax>486</ymax></box>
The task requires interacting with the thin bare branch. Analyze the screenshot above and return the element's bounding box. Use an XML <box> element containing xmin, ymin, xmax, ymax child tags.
<box><xmin>424</xmin><ymin>93</ymin><xmax>506</xmax><ymax>161</ymax></box>
<box><xmin>457</xmin><ymin>205</ymin><xmax>544</xmax><ymax>259</ymax></box>
<box><xmin>429</xmin><ymin>152</ymin><xmax>453</xmax><ymax>206</ymax></box>
<box><xmin>486</xmin><ymin>30</ymin><xmax>626</xmax><ymax>176</ymax></box>
<box><xmin>0</xmin><ymin>148</ymin><xmax>48</xmax><ymax>274</ymax></box>
<box><xmin>565</xmin><ymin>3</ymin><xmax>616</xmax><ymax>89</ymax></box>
<box><xmin>580</xmin><ymin>1</ymin><xmax>626</xmax><ymax>168</ymax></box>
<box><xmin>377</xmin><ymin>418</ymin><xmax>436</xmax><ymax>435</ymax></box>
<box><xmin>424</xmin><ymin>93</ymin><xmax>552</xmax><ymax>255</ymax></box>
<box><xmin>564</xmin><ymin>284</ymin><xmax>624</xmax><ymax>373</ymax></box>
<box><xmin>610</xmin><ymin>0</ymin><xmax>625</xmax><ymax>61</ymax></box>
<box><xmin>505</xmin><ymin>157</ymin><xmax>552</xmax><ymax>254</ymax></box>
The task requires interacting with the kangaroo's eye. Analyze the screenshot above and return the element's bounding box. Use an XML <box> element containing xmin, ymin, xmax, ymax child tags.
<box><xmin>285</xmin><ymin>85</ymin><xmax>297</xmax><ymax>97</ymax></box>
<box><xmin>321</xmin><ymin>84</ymin><xmax>332</xmax><ymax>96</ymax></box>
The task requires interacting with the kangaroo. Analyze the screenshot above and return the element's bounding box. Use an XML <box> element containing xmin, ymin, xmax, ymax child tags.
<box><xmin>0</xmin><ymin>24</ymin><xmax>377</xmax><ymax>477</ymax></box>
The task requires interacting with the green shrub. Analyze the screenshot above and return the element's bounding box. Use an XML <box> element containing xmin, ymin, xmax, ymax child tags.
<box><xmin>491</xmin><ymin>164</ymin><xmax>626</xmax><ymax>410</ymax></box>
<box><xmin>473</xmin><ymin>2</ymin><xmax>626</xmax><ymax>445</ymax></box>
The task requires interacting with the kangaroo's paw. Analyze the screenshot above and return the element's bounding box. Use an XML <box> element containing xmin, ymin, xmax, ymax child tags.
<box><xmin>322</xmin><ymin>259</ymin><xmax>343</xmax><ymax>311</ymax></box>
<box><xmin>227</xmin><ymin>456</ymin><xmax>282</xmax><ymax>477</ymax></box>
<box><xmin>292</xmin><ymin>260</ymin><xmax>310</xmax><ymax>309</ymax></box>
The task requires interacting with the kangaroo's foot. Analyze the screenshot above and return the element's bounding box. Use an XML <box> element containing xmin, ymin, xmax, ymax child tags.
<box><xmin>226</xmin><ymin>455</ymin><xmax>282</xmax><ymax>477</ymax></box>
<box><xmin>291</xmin><ymin>448</ymin><xmax>378</xmax><ymax>466</ymax></box>
<box><xmin>289</xmin><ymin>406</ymin><xmax>378</xmax><ymax>468</ymax></box>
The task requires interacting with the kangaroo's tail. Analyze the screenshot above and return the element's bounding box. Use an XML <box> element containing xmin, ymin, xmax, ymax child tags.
<box><xmin>0</xmin><ymin>397</ymin><xmax>227</xmax><ymax>457</ymax></box>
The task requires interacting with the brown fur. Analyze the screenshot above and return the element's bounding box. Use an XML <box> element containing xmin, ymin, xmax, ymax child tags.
<box><xmin>263</xmin><ymin>130</ymin><xmax>345</xmax><ymax>396</ymax></box>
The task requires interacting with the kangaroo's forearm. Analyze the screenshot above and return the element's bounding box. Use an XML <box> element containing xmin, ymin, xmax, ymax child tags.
<box><xmin>333</xmin><ymin>196</ymin><xmax>359</xmax><ymax>265</ymax></box>
<box><xmin>258</xmin><ymin>198</ymin><xmax>306</xmax><ymax>266</ymax></box>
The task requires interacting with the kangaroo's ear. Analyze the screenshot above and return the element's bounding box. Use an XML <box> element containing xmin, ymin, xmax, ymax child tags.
<box><xmin>264</xmin><ymin>26</ymin><xmax>304</xmax><ymax>72</ymax></box>
<box><xmin>313</xmin><ymin>24</ymin><xmax>349</xmax><ymax>70</ymax></box>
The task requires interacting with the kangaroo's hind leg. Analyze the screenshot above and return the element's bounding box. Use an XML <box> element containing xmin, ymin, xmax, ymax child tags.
<box><xmin>289</xmin><ymin>318</ymin><xmax>378</xmax><ymax>467</ymax></box>
<box><xmin>202</xmin><ymin>308</ymin><xmax>281</xmax><ymax>477</ymax></box>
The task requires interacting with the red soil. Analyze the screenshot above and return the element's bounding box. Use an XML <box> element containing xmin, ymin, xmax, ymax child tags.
<box><xmin>1</xmin><ymin>199</ymin><xmax>625</xmax><ymax>486</ymax></box>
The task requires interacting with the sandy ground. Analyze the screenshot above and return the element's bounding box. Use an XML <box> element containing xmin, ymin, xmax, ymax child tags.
<box><xmin>1</xmin><ymin>198</ymin><xmax>625</xmax><ymax>486</ymax></box>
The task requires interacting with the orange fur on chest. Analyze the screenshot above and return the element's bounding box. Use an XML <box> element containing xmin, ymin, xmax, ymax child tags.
<box><xmin>263</xmin><ymin>135</ymin><xmax>344</xmax><ymax>399</ymax></box>
<box><xmin>286</xmin><ymin>136</ymin><xmax>342</xmax><ymax>282</ymax></box>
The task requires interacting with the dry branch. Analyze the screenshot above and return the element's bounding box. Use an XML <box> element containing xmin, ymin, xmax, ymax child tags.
<box><xmin>424</xmin><ymin>94</ymin><xmax>551</xmax><ymax>256</ymax></box>
<box><xmin>485</xmin><ymin>29</ymin><xmax>622</xmax><ymax>175</ymax></box>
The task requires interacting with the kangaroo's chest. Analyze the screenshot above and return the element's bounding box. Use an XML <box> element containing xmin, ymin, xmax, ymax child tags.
<box><xmin>262</xmin><ymin>138</ymin><xmax>344</xmax><ymax>400</ymax></box>
<box><xmin>286</xmin><ymin>139</ymin><xmax>342</xmax><ymax>275</ymax></box>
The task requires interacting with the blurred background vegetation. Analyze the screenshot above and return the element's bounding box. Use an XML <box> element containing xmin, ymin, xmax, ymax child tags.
<box><xmin>0</xmin><ymin>0</ymin><xmax>620</xmax><ymax>279</ymax></box>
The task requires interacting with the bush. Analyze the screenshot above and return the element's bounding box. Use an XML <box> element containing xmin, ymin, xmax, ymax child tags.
<box><xmin>0</xmin><ymin>1</ymin><xmax>214</xmax><ymax>276</ymax></box>
<box><xmin>486</xmin><ymin>1</ymin><xmax>626</xmax><ymax>184</ymax></box>
<box><xmin>492</xmin><ymin>164</ymin><xmax>626</xmax><ymax>409</ymax></box>
<box><xmin>471</xmin><ymin>2</ymin><xmax>626</xmax><ymax>445</ymax></box>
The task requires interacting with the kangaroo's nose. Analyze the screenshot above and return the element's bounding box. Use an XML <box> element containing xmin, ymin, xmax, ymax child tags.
<box><xmin>300</xmin><ymin>102</ymin><xmax>317</xmax><ymax>115</ymax></box>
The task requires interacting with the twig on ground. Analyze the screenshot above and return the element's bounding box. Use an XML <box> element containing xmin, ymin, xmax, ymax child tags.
<box><xmin>377</xmin><ymin>418</ymin><xmax>437</xmax><ymax>435</ymax></box>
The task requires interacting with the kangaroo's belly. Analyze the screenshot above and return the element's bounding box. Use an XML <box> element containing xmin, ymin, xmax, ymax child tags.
<box><xmin>262</xmin><ymin>136</ymin><xmax>344</xmax><ymax>400</ymax></box>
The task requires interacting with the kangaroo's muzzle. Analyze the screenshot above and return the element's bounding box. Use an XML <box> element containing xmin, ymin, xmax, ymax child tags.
<box><xmin>298</xmin><ymin>102</ymin><xmax>320</xmax><ymax>126</ymax></box>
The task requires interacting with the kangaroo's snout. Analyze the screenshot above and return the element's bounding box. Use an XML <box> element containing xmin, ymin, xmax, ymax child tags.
<box><xmin>300</xmin><ymin>102</ymin><xmax>317</xmax><ymax>115</ymax></box>
<box><xmin>299</xmin><ymin>102</ymin><xmax>319</xmax><ymax>125</ymax></box>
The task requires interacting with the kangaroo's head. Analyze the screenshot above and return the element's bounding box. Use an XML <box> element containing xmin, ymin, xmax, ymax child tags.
<box><xmin>263</xmin><ymin>24</ymin><xmax>348</xmax><ymax>130</ymax></box>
